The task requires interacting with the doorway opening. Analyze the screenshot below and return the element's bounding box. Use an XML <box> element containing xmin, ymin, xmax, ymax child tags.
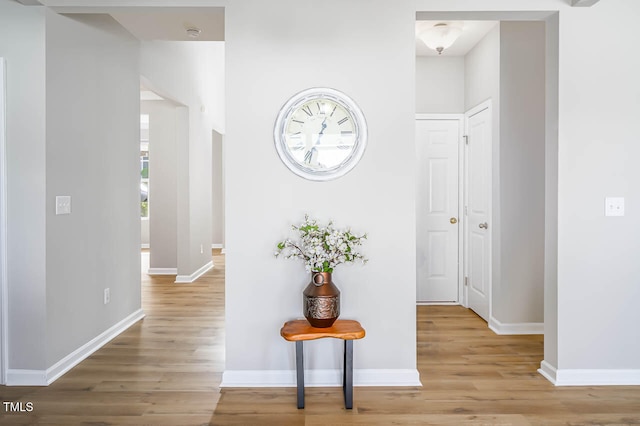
<box><xmin>415</xmin><ymin>101</ymin><xmax>492</xmax><ymax>323</ymax></box>
<box><xmin>414</xmin><ymin>14</ymin><xmax>554</xmax><ymax>338</ymax></box>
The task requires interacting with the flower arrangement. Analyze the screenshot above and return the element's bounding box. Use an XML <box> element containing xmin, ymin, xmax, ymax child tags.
<box><xmin>275</xmin><ymin>215</ymin><xmax>368</xmax><ymax>273</ymax></box>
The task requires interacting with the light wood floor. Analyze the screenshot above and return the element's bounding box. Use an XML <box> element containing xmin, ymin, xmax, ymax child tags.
<box><xmin>1</xmin><ymin>249</ymin><xmax>640</xmax><ymax>425</ymax></box>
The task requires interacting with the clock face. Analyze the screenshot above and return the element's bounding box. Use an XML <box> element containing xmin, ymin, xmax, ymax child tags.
<box><xmin>274</xmin><ymin>88</ymin><xmax>367</xmax><ymax>181</ymax></box>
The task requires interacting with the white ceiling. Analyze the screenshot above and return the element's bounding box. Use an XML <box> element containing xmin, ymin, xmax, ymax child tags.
<box><xmin>110</xmin><ymin>8</ymin><xmax>224</xmax><ymax>41</ymax></box>
<box><xmin>113</xmin><ymin>10</ymin><xmax>488</xmax><ymax>56</ymax></box>
<box><xmin>415</xmin><ymin>21</ymin><xmax>498</xmax><ymax>57</ymax></box>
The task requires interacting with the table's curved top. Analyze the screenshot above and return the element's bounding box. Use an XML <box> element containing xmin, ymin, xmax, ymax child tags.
<box><xmin>280</xmin><ymin>319</ymin><xmax>365</xmax><ymax>341</ymax></box>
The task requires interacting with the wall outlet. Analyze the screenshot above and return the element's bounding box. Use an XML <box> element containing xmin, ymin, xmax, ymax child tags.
<box><xmin>104</xmin><ymin>288</ymin><xmax>110</xmax><ymax>305</ymax></box>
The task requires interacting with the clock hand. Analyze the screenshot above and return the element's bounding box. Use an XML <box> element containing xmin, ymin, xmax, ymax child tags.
<box><xmin>315</xmin><ymin>118</ymin><xmax>328</xmax><ymax>145</ymax></box>
<box><xmin>319</xmin><ymin>118</ymin><xmax>327</xmax><ymax>134</ymax></box>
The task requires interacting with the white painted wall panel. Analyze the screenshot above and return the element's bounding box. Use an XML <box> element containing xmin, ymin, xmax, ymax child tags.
<box><xmin>498</xmin><ymin>22</ymin><xmax>546</xmax><ymax>324</ymax></box>
<box><xmin>557</xmin><ymin>0</ymin><xmax>640</xmax><ymax>369</ymax></box>
<box><xmin>141</xmin><ymin>100</ymin><xmax>178</xmax><ymax>269</ymax></box>
<box><xmin>0</xmin><ymin>1</ymin><xmax>47</xmax><ymax>371</ymax></box>
<box><xmin>44</xmin><ymin>12</ymin><xmax>141</xmax><ymax>366</ymax></box>
<box><xmin>416</xmin><ymin>56</ymin><xmax>465</xmax><ymax>114</ymax></box>
<box><xmin>225</xmin><ymin>0</ymin><xmax>417</xmax><ymax>374</ymax></box>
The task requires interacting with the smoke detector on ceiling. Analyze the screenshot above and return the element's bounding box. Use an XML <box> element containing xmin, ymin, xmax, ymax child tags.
<box><xmin>186</xmin><ymin>27</ymin><xmax>202</xmax><ymax>38</ymax></box>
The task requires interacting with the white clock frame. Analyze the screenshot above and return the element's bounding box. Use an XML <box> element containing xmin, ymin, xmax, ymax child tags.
<box><xmin>273</xmin><ymin>87</ymin><xmax>367</xmax><ymax>181</ymax></box>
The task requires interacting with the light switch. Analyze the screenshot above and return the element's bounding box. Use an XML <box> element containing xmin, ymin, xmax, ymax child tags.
<box><xmin>56</xmin><ymin>196</ymin><xmax>71</xmax><ymax>215</ymax></box>
<box><xmin>605</xmin><ymin>197</ymin><xmax>624</xmax><ymax>217</ymax></box>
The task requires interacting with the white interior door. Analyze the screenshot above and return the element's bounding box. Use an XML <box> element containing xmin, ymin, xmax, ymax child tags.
<box><xmin>416</xmin><ymin>117</ymin><xmax>461</xmax><ymax>303</ymax></box>
<box><xmin>464</xmin><ymin>102</ymin><xmax>492</xmax><ymax>321</ymax></box>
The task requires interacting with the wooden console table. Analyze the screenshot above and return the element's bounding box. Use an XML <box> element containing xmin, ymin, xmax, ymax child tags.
<box><xmin>280</xmin><ymin>319</ymin><xmax>366</xmax><ymax>409</ymax></box>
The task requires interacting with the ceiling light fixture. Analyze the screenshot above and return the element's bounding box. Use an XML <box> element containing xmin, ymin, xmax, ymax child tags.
<box><xmin>419</xmin><ymin>23</ymin><xmax>463</xmax><ymax>55</ymax></box>
<box><xmin>186</xmin><ymin>27</ymin><xmax>202</xmax><ymax>38</ymax></box>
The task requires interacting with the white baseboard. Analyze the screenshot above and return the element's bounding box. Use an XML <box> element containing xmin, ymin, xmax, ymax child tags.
<box><xmin>539</xmin><ymin>360</ymin><xmax>640</xmax><ymax>386</ymax></box>
<box><xmin>221</xmin><ymin>248</ymin><xmax>226</xmax><ymax>254</ymax></box>
<box><xmin>6</xmin><ymin>309</ymin><xmax>145</xmax><ymax>386</ymax></box>
<box><xmin>416</xmin><ymin>301</ymin><xmax>460</xmax><ymax>306</ymax></box>
<box><xmin>220</xmin><ymin>369</ymin><xmax>422</xmax><ymax>388</ymax></box>
<box><xmin>147</xmin><ymin>267</ymin><xmax>177</xmax><ymax>275</ymax></box>
<box><xmin>211</xmin><ymin>244</ymin><xmax>223</xmax><ymax>249</ymax></box>
<box><xmin>175</xmin><ymin>261</ymin><xmax>213</xmax><ymax>283</ymax></box>
<box><xmin>538</xmin><ymin>360</ymin><xmax>557</xmax><ymax>384</ymax></box>
<box><xmin>5</xmin><ymin>369</ymin><xmax>48</xmax><ymax>386</ymax></box>
<box><xmin>489</xmin><ymin>316</ymin><xmax>543</xmax><ymax>335</ymax></box>
<box><xmin>141</xmin><ymin>243</ymin><xmax>150</xmax><ymax>249</ymax></box>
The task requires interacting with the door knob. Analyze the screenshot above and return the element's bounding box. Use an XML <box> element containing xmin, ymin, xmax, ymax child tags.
<box><xmin>479</xmin><ymin>222</ymin><xmax>488</xmax><ymax>229</ymax></box>
<box><xmin>450</xmin><ymin>217</ymin><xmax>458</xmax><ymax>224</ymax></box>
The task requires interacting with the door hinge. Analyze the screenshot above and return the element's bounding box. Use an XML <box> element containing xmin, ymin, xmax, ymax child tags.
<box><xmin>464</xmin><ymin>276</ymin><xmax>469</xmax><ymax>286</ymax></box>
<box><xmin>463</xmin><ymin>135</ymin><xmax>469</xmax><ymax>145</ymax></box>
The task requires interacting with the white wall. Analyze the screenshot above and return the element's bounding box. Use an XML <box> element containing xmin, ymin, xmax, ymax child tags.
<box><xmin>416</xmin><ymin>56</ymin><xmax>465</xmax><ymax>113</ymax></box>
<box><xmin>556</xmin><ymin>0</ymin><xmax>640</xmax><ymax>372</ymax></box>
<box><xmin>0</xmin><ymin>1</ymin><xmax>47</xmax><ymax>372</ymax></box>
<box><xmin>211</xmin><ymin>130</ymin><xmax>224</xmax><ymax>247</ymax></box>
<box><xmin>544</xmin><ymin>11</ymin><xmax>560</xmax><ymax>370</ymax></box>
<box><xmin>140</xmin><ymin>41</ymin><xmax>224</xmax><ymax>277</ymax></box>
<box><xmin>465</xmin><ymin>25</ymin><xmax>500</xmax><ymax>113</ymax></box>
<box><xmin>141</xmin><ymin>218</ymin><xmax>149</xmax><ymax>247</ymax></box>
<box><xmin>464</xmin><ymin>24</ymin><xmax>502</xmax><ymax>322</ymax></box>
<box><xmin>44</xmin><ymin>11</ymin><xmax>141</xmax><ymax>367</ymax></box>
<box><xmin>497</xmin><ymin>22</ymin><xmax>545</xmax><ymax>325</ymax></box>
<box><xmin>141</xmin><ymin>100</ymin><xmax>178</xmax><ymax>270</ymax></box>
<box><xmin>223</xmin><ymin>0</ymin><xmax>418</xmax><ymax>384</ymax></box>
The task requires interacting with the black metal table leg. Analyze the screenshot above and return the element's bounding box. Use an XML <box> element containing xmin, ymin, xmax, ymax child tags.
<box><xmin>343</xmin><ymin>339</ymin><xmax>354</xmax><ymax>409</ymax></box>
<box><xmin>296</xmin><ymin>341</ymin><xmax>304</xmax><ymax>409</ymax></box>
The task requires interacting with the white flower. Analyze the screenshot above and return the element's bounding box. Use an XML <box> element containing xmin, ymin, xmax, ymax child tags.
<box><xmin>275</xmin><ymin>215</ymin><xmax>368</xmax><ymax>273</ymax></box>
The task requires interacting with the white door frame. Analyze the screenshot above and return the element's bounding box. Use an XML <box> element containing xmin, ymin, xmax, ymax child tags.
<box><xmin>1</xmin><ymin>57</ymin><xmax>8</xmax><ymax>385</ymax></box>
<box><xmin>415</xmin><ymin>113</ymin><xmax>465</xmax><ymax>305</ymax></box>
<box><xmin>462</xmin><ymin>99</ymin><xmax>493</xmax><ymax>319</ymax></box>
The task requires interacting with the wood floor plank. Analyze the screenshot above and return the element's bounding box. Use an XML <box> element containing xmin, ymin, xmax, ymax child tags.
<box><xmin>1</xmin><ymin>249</ymin><xmax>640</xmax><ymax>425</ymax></box>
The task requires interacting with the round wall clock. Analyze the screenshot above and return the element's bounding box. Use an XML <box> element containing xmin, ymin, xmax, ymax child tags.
<box><xmin>273</xmin><ymin>87</ymin><xmax>367</xmax><ymax>181</ymax></box>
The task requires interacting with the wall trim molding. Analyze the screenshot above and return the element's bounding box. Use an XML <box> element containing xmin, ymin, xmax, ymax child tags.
<box><xmin>220</xmin><ymin>369</ymin><xmax>422</xmax><ymax>388</ymax></box>
<box><xmin>211</xmin><ymin>243</ymin><xmax>223</xmax><ymax>249</ymax></box>
<box><xmin>489</xmin><ymin>316</ymin><xmax>543</xmax><ymax>335</ymax></box>
<box><xmin>175</xmin><ymin>261</ymin><xmax>213</xmax><ymax>284</ymax></box>
<box><xmin>5</xmin><ymin>369</ymin><xmax>47</xmax><ymax>386</ymax></box>
<box><xmin>539</xmin><ymin>361</ymin><xmax>640</xmax><ymax>386</ymax></box>
<box><xmin>415</xmin><ymin>113</ymin><xmax>464</xmax><ymax>121</ymax></box>
<box><xmin>147</xmin><ymin>267</ymin><xmax>177</xmax><ymax>275</ymax></box>
<box><xmin>140</xmin><ymin>243</ymin><xmax>150</xmax><ymax>249</ymax></box>
<box><xmin>538</xmin><ymin>360</ymin><xmax>557</xmax><ymax>384</ymax></box>
<box><xmin>6</xmin><ymin>309</ymin><xmax>145</xmax><ymax>386</ymax></box>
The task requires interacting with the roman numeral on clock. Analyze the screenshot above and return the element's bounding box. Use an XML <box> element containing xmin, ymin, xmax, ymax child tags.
<box><xmin>302</xmin><ymin>106</ymin><xmax>313</xmax><ymax>116</ymax></box>
<box><xmin>338</xmin><ymin>117</ymin><xmax>349</xmax><ymax>125</ymax></box>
